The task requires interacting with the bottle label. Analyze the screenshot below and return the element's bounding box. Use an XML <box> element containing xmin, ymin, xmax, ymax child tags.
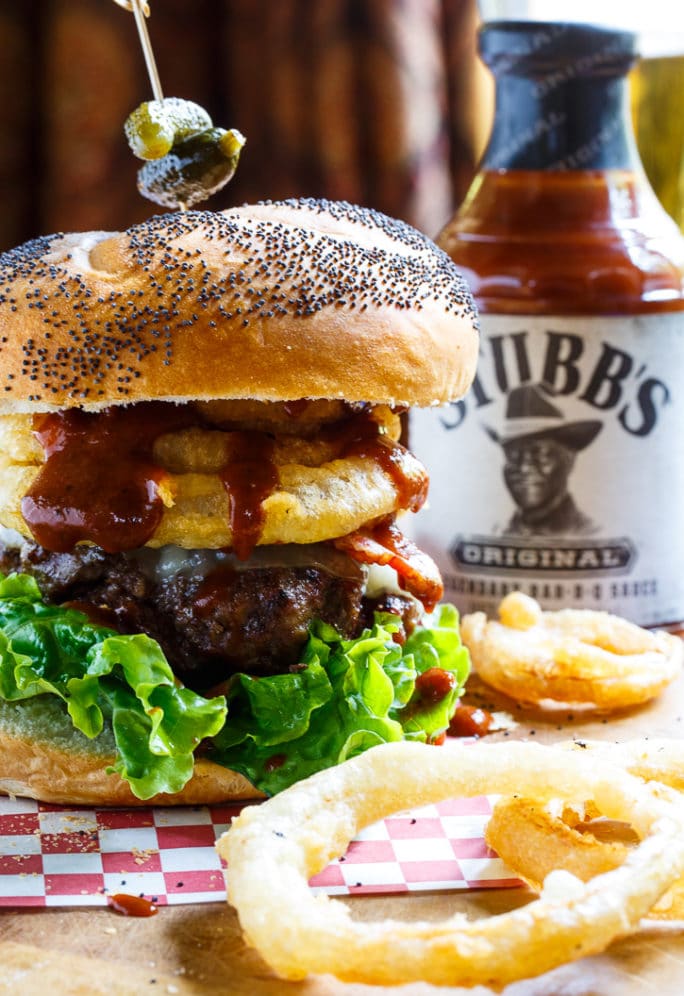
<box><xmin>408</xmin><ymin>313</ymin><xmax>684</xmax><ymax>625</ymax></box>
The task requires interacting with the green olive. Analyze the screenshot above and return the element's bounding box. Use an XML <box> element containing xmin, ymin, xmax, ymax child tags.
<box><xmin>137</xmin><ymin>127</ymin><xmax>246</xmax><ymax>208</ymax></box>
<box><xmin>124</xmin><ymin>98</ymin><xmax>213</xmax><ymax>161</ymax></box>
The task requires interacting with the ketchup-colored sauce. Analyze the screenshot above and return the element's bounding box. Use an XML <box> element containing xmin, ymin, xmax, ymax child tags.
<box><xmin>219</xmin><ymin>431</ymin><xmax>278</xmax><ymax>561</ymax></box>
<box><xmin>369</xmin><ymin>519</ymin><xmax>443</xmax><ymax>613</ymax></box>
<box><xmin>22</xmin><ymin>403</ymin><xmax>194</xmax><ymax>554</ymax></box>
<box><xmin>448</xmin><ymin>704</ymin><xmax>494</xmax><ymax>739</ymax></box>
<box><xmin>21</xmin><ymin>403</ymin><xmax>420</xmax><ymax>565</ymax></box>
<box><xmin>21</xmin><ymin>401</ymin><xmax>281</xmax><ymax>560</ymax></box>
<box><xmin>440</xmin><ymin>171</ymin><xmax>684</xmax><ymax>315</ymax></box>
<box><xmin>108</xmin><ymin>893</ymin><xmax>158</xmax><ymax>917</ymax></box>
<box><xmin>325</xmin><ymin>414</ymin><xmax>427</xmax><ymax>514</ymax></box>
<box><xmin>193</xmin><ymin>564</ymin><xmax>237</xmax><ymax>619</ymax></box>
<box><xmin>415</xmin><ymin>667</ymin><xmax>456</xmax><ymax>704</ymax></box>
<box><xmin>264</xmin><ymin>753</ymin><xmax>286</xmax><ymax>772</ymax></box>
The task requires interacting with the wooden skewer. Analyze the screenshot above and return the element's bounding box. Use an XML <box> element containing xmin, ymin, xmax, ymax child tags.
<box><xmin>113</xmin><ymin>0</ymin><xmax>164</xmax><ymax>101</ymax></box>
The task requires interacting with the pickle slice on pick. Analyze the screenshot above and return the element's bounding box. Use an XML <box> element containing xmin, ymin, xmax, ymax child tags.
<box><xmin>137</xmin><ymin>127</ymin><xmax>246</xmax><ymax>209</ymax></box>
<box><xmin>124</xmin><ymin>97</ymin><xmax>213</xmax><ymax>160</ymax></box>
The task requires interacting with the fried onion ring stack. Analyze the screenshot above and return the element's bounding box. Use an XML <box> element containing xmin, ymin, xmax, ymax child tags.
<box><xmin>219</xmin><ymin>739</ymin><xmax>684</xmax><ymax>988</ymax></box>
<box><xmin>0</xmin><ymin>402</ymin><xmax>425</xmax><ymax>549</ymax></box>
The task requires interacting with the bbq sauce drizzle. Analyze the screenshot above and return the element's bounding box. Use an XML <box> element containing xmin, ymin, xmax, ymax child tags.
<box><xmin>22</xmin><ymin>403</ymin><xmax>195</xmax><ymax>554</ymax></box>
<box><xmin>21</xmin><ymin>402</ymin><xmax>424</xmax><ymax>559</ymax></box>
<box><xmin>322</xmin><ymin>413</ymin><xmax>428</xmax><ymax>514</ymax></box>
<box><xmin>219</xmin><ymin>431</ymin><xmax>278</xmax><ymax>560</ymax></box>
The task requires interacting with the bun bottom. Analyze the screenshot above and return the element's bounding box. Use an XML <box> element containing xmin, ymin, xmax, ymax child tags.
<box><xmin>0</xmin><ymin>697</ymin><xmax>263</xmax><ymax>806</ymax></box>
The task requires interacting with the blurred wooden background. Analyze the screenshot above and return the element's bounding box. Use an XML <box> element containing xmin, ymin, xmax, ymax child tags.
<box><xmin>0</xmin><ymin>0</ymin><xmax>493</xmax><ymax>251</ymax></box>
<box><xmin>0</xmin><ymin>1</ymin><xmax>680</xmax><ymax>254</ymax></box>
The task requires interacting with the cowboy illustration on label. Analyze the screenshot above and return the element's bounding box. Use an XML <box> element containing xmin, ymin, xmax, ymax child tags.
<box><xmin>408</xmin><ymin>312</ymin><xmax>684</xmax><ymax>624</ymax></box>
<box><xmin>485</xmin><ymin>384</ymin><xmax>602</xmax><ymax>538</ymax></box>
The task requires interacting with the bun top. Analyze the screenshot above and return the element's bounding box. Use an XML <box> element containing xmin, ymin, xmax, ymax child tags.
<box><xmin>0</xmin><ymin>199</ymin><xmax>479</xmax><ymax>412</ymax></box>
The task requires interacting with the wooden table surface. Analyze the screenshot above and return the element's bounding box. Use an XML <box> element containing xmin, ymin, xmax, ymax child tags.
<box><xmin>2</xmin><ymin>671</ymin><xmax>684</xmax><ymax>996</ymax></box>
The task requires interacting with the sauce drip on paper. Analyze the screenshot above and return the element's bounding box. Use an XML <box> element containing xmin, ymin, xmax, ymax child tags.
<box><xmin>108</xmin><ymin>892</ymin><xmax>158</xmax><ymax>917</ymax></box>
<box><xmin>448</xmin><ymin>704</ymin><xmax>495</xmax><ymax>738</ymax></box>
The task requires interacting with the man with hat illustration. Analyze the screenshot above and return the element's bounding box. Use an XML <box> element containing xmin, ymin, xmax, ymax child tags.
<box><xmin>486</xmin><ymin>384</ymin><xmax>602</xmax><ymax>537</ymax></box>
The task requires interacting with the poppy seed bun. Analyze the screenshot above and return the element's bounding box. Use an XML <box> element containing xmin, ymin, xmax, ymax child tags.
<box><xmin>0</xmin><ymin>198</ymin><xmax>479</xmax><ymax>414</ymax></box>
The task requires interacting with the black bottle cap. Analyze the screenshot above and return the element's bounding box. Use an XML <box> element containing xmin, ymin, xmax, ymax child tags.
<box><xmin>479</xmin><ymin>21</ymin><xmax>638</xmax><ymax>77</ymax></box>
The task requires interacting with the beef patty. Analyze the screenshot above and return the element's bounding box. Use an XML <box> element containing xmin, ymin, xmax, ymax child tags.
<box><xmin>0</xmin><ymin>540</ymin><xmax>416</xmax><ymax>691</ymax></box>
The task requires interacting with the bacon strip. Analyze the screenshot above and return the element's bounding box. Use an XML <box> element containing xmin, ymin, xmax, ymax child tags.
<box><xmin>334</xmin><ymin>519</ymin><xmax>443</xmax><ymax>613</ymax></box>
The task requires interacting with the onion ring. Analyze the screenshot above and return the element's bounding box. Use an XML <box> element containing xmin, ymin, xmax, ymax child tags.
<box><xmin>563</xmin><ymin>738</ymin><xmax>684</xmax><ymax>790</ymax></box>
<box><xmin>0</xmin><ymin>406</ymin><xmax>424</xmax><ymax>550</ymax></box>
<box><xmin>460</xmin><ymin>591</ymin><xmax>683</xmax><ymax>709</ymax></box>
<box><xmin>217</xmin><ymin>740</ymin><xmax>684</xmax><ymax>988</ymax></box>
<box><xmin>486</xmin><ymin>738</ymin><xmax>684</xmax><ymax>920</ymax></box>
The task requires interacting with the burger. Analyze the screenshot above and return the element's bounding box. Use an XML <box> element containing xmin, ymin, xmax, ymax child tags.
<box><xmin>0</xmin><ymin>198</ymin><xmax>478</xmax><ymax>805</ymax></box>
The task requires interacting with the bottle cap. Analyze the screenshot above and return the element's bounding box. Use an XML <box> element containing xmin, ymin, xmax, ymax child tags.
<box><xmin>479</xmin><ymin>21</ymin><xmax>638</xmax><ymax>76</ymax></box>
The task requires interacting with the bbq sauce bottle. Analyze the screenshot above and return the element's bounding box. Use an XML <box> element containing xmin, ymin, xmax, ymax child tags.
<box><xmin>410</xmin><ymin>21</ymin><xmax>684</xmax><ymax>626</ymax></box>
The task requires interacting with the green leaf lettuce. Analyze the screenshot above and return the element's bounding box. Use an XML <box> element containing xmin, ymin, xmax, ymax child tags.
<box><xmin>0</xmin><ymin>573</ymin><xmax>470</xmax><ymax>799</ymax></box>
<box><xmin>209</xmin><ymin>603</ymin><xmax>470</xmax><ymax>795</ymax></box>
<box><xmin>0</xmin><ymin>572</ymin><xmax>226</xmax><ymax>799</ymax></box>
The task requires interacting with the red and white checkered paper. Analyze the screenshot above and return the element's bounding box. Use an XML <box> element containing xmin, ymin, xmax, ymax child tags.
<box><xmin>0</xmin><ymin>792</ymin><xmax>518</xmax><ymax>908</ymax></box>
